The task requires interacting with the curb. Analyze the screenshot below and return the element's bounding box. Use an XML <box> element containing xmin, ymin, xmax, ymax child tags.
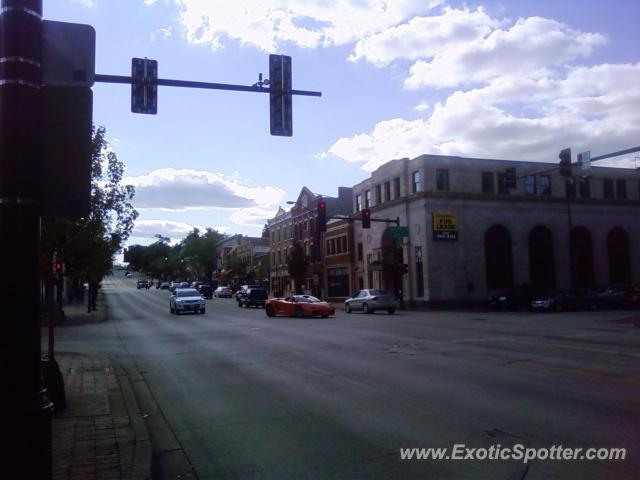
<box><xmin>116</xmin><ymin>366</ymin><xmax>153</xmax><ymax>480</ymax></box>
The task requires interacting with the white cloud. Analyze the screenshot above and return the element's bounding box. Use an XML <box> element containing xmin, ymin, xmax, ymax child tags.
<box><xmin>131</xmin><ymin>219</ymin><xmax>207</xmax><ymax>242</ymax></box>
<box><xmin>405</xmin><ymin>16</ymin><xmax>607</xmax><ymax>89</ymax></box>
<box><xmin>124</xmin><ymin>168</ymin><xmax>286</xmax><ymax>210</ymax></box>
<box><xmin>350</xmin><ymin>7</ymin><xmax>499</xmax><ymax>66</ymax></box>
<box><xmin>328</xmin><ymin>118</ymin><xmax>433</xmax><ymax>171</ymax></box>
<box><xmin>326</xmin><ymin>63</ymin><xmax>640</xmax><ymax>170</ymax></box>
<box><xmin>70</xmin><ymin>0</ymin><xmax>95</xmax><ymax>6</ymax></box>
<box><xmin>170</xmin><ymin>0</ymin><xmax>442</xmax><ymax>52</ymax></box>
<box><xmin>413</xmin><ymin>101</ymin><xmax>430</xmax><ymax>112</ymax></box>
<box><xmin>229</xmin><ymin>207</ymin><xmax>279</xmax><ymax>227</ymax></box>
<box><xmin>151</xmin><ymin>26</ymin><xmax>173</xmax><ymax>41</ymax></box>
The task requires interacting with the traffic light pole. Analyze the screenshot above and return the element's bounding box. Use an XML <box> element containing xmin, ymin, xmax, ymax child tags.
<box><xmin>0</xmin><ymin>1</ymin><xmax>53</xmax><ymax>478</ymax></box>
<box><xmin>94</xmin><ymin>73</ymin><xmax>322</xmax><ymax>97</ymax></box>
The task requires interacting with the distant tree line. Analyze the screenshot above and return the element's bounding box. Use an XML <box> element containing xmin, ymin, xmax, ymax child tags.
<box><xmin>124</xmin><ymin>228</ymin><xmax>225</xmax><ymax>281</ymax></box>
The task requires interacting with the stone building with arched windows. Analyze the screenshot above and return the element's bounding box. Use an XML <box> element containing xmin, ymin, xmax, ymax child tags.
<box><xmin>351</xmin><ymin>154</ymin><xmax>640</xmax><ymax>306</ymax></box>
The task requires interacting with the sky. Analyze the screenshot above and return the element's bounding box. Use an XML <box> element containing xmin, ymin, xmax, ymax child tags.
<box><xmin>46</xmin><ymin>0</ymin><xmax>640</xmax><ymax>250</ymax></box>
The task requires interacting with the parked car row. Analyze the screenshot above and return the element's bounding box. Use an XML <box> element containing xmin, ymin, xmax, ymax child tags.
<box><xmin>490</xmin><ymin>284</ymin><xmax>640</xmax><ymax>312</ymax></box>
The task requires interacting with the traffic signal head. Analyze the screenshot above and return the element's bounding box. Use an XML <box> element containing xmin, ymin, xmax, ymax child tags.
<box><xmin>559</xmin><ymin>148</ymin><xmax>572</xmax><ymax>176</ymax></box>
<box><xmin>505</xmin><ymin>167</ymin><xmax>516</xmax><ymax>189</ymax></box>
<box><xmin>53</xmin><ymin>261</ymin><xmax>63</xmax><ymax>274</ymax></box>
<box><xmin>269</xmin><ymin>54</ymin><xmax>292</xmax><ymax>136</ymax></box>
<box><xmin>316</xmin><ymin>201</ymin><xmax>327</xmax><ymax>232</ymax></box>
<box><xmin>362</xmin><ymin>208</ymin><xmax>371</xmax><ymax>229</ymax></box>
<box><xmin>131</xmin><ymin>57</ymin><xmax>158</xmax><ymax>114</ymax></box>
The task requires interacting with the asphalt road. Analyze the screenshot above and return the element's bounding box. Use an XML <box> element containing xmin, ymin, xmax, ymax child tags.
<box><xmin>49</xmin><ymin>272</ymin><xmax>640</xmax><ymax>480</ymax></box>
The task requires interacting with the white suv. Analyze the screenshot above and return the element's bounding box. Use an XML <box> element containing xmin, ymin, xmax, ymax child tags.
<box><xmin>170</xmin><ymin>288</ymin><xmax>205</xmax><ymax>315</ymax></box>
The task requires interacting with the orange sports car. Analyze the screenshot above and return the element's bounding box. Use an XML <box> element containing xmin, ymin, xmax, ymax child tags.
<box><xmin>265</xmin><ymin>295</ymin><xmax>335</xmax><ymax>318</ymax></box>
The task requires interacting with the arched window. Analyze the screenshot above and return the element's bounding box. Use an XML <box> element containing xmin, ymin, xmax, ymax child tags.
<box><xmin>485</xmin><ymin>225</ymin><xmax>513</xmax><ymax>289</ymax></box>
<box><xmin>529</xmin><ymin>226</ymin><xmax>555</xmax><ymax>288</ymax></box>
<box><xmin>608</xmin><ymin>227</ymin><xmax>631</xmax><ymax>284</ymax></box>
<box><xmin>570</xmin><ymin>227</ymin><xmax>594</xmax><ymax>287</ymax></box>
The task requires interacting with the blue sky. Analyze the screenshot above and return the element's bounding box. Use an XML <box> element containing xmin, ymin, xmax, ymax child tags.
<box><xmin>46</xmin><ymin>0</ymin><xmax>640</xmax><ymax>248</ymax></box>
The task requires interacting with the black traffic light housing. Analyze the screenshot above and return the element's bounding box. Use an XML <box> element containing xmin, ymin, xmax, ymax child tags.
<box><xmin>316</xmin><ymin>201</ymin><xmax>327</xmax><ymax>232</ymax></box>
<box><xmin>505</xmin><ymin>167</ymin><xmax>516</xmax><ymax>189</ymax></box>
<box><xmin>131</xmin><ymin>57</ymin><xmax>158</xmax><ymax>114</ymax></box>
<box><xmin>362</xmin><ymin>209</ymin><xmax>371</xmax><ymax>229</ymax></box>
<box><xmin>559</xmin><ymin>148</ymin><xmax>572</xmax><ymax>176</ymax></box>
<box><xmin>269</xmin><ymin>54</ymin><xmax>292</xmax><ymax>136</ymax></box>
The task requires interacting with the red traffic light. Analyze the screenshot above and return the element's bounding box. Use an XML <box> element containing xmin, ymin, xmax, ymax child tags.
<box><xmin>317</xmin><ymin>201</ymin><xmax>327</xmax><ymax>232</ymax></box>
<box><xmin>53</xmin><ymin>261</ymin><xmax>63</xmax><ymax>273</ymax></box>
<box><xmin>361</xmin><ymin>208</ymin><xmax>371</xmax><ymax>229</ymax></box>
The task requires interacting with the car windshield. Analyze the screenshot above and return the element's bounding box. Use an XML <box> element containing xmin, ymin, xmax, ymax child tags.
<box><xmin>176</xmin><ymin>289</ymin><xmax>200</xmax><ymax>297</ymax></box>
<box><xmin>294</xmin><ymin>295</ymin><xmax>320</xmax><ymax>303</ymax></box>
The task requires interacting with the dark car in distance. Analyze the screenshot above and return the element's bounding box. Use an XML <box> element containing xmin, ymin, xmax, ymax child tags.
<box><xmin>595</xmin><ymin>285</ymin><xmax>640</xmax><ymax>309</ymax></box>
<box><xmin>239</xmin><ymin>288</ymin><xmax>268</xmax><ymax>308</ymax></box>
<box><xmin>530</xmin><ymin>289</ymin><xmax>597</xmax><ymax>312</ymax></box>
<box><xmin>236</xmin><ymin>284</ymin><xmax>261</xmax><ymax>303</ymax></box>
<box><xmin>136</xmin><ymin>279</ymin><xmax>150</xmax><ymax>289</ymax></box>
<box><xmin>490</xmin><ymin>285</ymin><xmax>551</xmax><ymax>310</ymax></box>
<box><xmin>199</xmin><ymin>284</ymin><xmax>213</xmax><ymax>299</ymax></box>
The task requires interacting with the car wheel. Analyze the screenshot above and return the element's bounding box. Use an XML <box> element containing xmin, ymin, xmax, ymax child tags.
<box><xmin>363</xmin><ymin>303</ymin><xmax>372</xmax><ymax>314</ymax></box>
<box><xmin>294</xmin><ymin>306</ymin><xmax>304</xmax><ymax>318</ymax></box>
<box><xmin>201</xmin><ymin>308</ymin><xmax>206</xmax><ymax>314</ymax></box>
<box><xmin>387</xmin><ymin>309</ymin><xmax>395</xmax><ymax>315</ymax></box>
<box><xmin>321</xmin><ymin>314</ymin><xmax>329</xmax><ymax>318</ymax></box>
<box><xmin>170</xmin><ymin>306</ymin><xmax>174</xmax><ymax>314</ymax></box>
<box><xmin>345</xmin><ymin>303</ymin><xmax>352</xmax><ymax>314</ymax></box>
<box><xmin>266</xmin><ymin>305</ymin><xmax>275</xmax><ymax>317</ymax></box>
<box><xmin>237</xmin><ymin>301</ymin><xmax>242</xmax><ymax>307</ymax></box>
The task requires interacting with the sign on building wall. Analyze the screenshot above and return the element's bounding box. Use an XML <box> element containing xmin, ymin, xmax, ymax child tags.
<box><xmin>432</xmin><ymin>213</ymin><xmax>458</xmax><ymax>241</ymax></box>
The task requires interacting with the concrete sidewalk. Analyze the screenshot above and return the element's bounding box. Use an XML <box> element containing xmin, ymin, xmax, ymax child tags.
<box><xmin>46</xmin><ymin>295</ymin><xmax>152</xmax><ymax>480</ymax></box>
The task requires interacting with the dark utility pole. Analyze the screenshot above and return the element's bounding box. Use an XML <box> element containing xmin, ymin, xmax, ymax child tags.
<box><xmin>0</xmin><ymin>1</ymin><xmax>53</xmax><ymax>479</ymax></box>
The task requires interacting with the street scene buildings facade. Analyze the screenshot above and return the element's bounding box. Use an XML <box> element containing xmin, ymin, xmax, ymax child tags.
<box><xmin>264</xmin><ymin>154</ymin><xmax>639</xmax><ymax>305</ymax></box>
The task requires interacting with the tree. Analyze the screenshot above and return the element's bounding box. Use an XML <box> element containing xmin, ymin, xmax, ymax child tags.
<box><xmin>179</xmin><ymin>228</ymin><xmax>225</xmax><ymax>280</ymax></box>
<box><xmin>287</xmin><ymin>241</ymin><xmax>309</xmax><ymax>294</ymax></box>
<box><xmin>41</xmin><ymin>125</ymin><xmax>138</xmax><ymax>300</ymax></box>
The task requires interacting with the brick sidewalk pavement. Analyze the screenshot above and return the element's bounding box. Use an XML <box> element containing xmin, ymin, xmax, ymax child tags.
<box><xmin>51</xmin><ymin>354</ymin><xmax>138</xmax><ymax>480</ymax></box>
<box><xmin>45</xmin><ymin>289</ymin><xmax>151</xmax><ymax>480</ymax></box>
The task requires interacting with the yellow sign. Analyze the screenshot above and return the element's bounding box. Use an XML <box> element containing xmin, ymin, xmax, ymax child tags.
<box><xmin>432</xmin><ymin>213</ymin><xmax>458</xmax><ymax>241</ymax></box>
<box><xmin>432</xmin><ymin>213</ymin><xmax>458</xmax><ymax>231</ymax></box>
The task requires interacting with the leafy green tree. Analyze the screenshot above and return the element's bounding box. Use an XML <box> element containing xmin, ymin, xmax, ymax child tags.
<box><xmin>287</xmin><ymin>241</ymin><xmax>309</xmax><ymax>294</ymax></box>
<box><xmin>42</xmin><ymin>126</ymin><xmax>138</xmax><ymax>294</ymax></box>
<box><xmin>179</xmin><ymin>228</ymin><xmax>225</xmax><ymax>279</ymax></box>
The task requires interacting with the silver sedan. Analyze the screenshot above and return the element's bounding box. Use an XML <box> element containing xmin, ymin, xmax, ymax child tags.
<box><xmin>344</xmin><ymin>289</ymin><xmax>397</xmax><ymax>314</ymax></box>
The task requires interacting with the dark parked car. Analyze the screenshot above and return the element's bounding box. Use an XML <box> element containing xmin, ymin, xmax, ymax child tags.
<box><xmin>595</xmin><ymin>285</ymin><xmax>640</xmax><ymax>309</ymax></box>
<box><xmin>136</xmin><ymin>279</ymin><xmax>150</xmax><ymax>289</ymax></box>
<box><xmin>199</xmin><ymin>284</ymin><xmax>213</xmax><ymax>299</ymax></box>
<box><xmin>239</xmin><ymin>288</ymin><xmax>268</xmax><ymax>308</ymax></box>
<box><xmin>236</xmin><ymin>284</ymin><xmax>260</xmax><ymax>303</ymax></box>
<box><xmin>531</xmin><ymin>289</ymin><xmax>597</xmax><ymax>312</ymax></box>
<box><xmin>490</xmin><ymin>285</ymin><xmax>552</xmax><ymax>310</ymax></box>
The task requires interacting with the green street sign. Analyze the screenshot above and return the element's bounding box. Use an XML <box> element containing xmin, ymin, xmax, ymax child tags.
<box><xmin>388</xmin><ymin>226</ymin><xmax>409</xmax><ymax>237</ymax></box>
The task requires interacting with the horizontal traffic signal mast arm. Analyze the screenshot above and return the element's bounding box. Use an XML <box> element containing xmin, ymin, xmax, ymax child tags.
<box><xmin>590</xmin><ymin>146</ymin><xmax>640</xmax><ymax>162</ymax></box>
<box><xmin>511</xmin><ymin>145</ymin><xmax>640</xmax><ymax>180</ymax></box>
<box><xmin>94</xmin><ymin>74</ymin><xmax>322</xmax><ymax>97</ymax></box>
<box><xmin>331</xmin><ymin>215</ymin><xmax>400</xmax><ymax>226</ymax></box>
